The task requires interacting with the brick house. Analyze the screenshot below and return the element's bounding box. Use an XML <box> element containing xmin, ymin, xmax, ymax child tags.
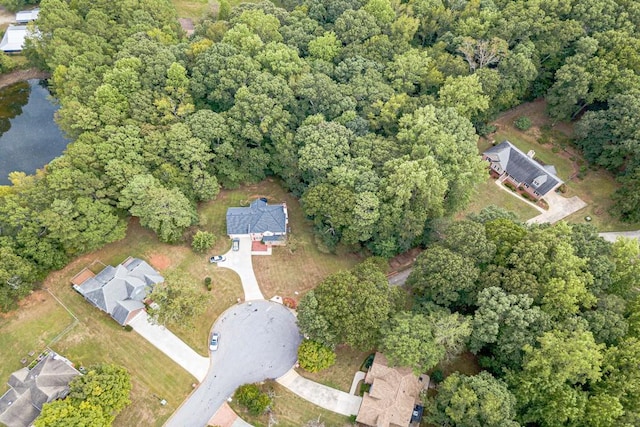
<box><xmin>483</xmin><ymin>140</ymin><xmax>563</xmax><ymax>200</ymax></box>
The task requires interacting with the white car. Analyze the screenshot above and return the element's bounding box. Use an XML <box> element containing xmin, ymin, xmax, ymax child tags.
<box><xmin>209</xmin><ymin>332</ymin><xmax>220</xmax><ymax>351</ymax></box>
<box><xmin>209</xmin><ymin>255</ymin><xmax>225</xmax><ymax>263</ymax></box>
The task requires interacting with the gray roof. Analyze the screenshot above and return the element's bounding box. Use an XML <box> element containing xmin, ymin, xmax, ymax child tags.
<box><xmin>15</xmin><ymin>9</ymin><xmax>39</xmax><ymax>23</ymax></box>
<box><xmin>73</xmin><ymin>258</ymin><xmax>163</xmax><ymax>325</ymax></box>
<box><xmin>484</xmin><ymin>141</ymin><xmax>563</xmax><ymax>195</ymax></box>
<box><xmin>0</xmin><ymin>25</ymin><xmax>28</xmax><ymax>52</ymax></box>
<box><xmin>0</xmin><ymin>352</ymin><xmax>79</xmax><ymax>427</ymax></box>
<box><xmin>227</xmin><ymin>199</ymin><xmax>287</xmax><ymax>235</ymax></box>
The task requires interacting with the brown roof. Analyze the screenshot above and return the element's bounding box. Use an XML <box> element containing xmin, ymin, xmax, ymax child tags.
<box><xmin>356</xmin><ymin>353</ymin><xmax>423</xmax><ymax>427</ymax></box>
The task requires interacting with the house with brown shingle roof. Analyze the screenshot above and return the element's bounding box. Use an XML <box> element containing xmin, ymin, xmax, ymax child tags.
<box><xmin>356</xmin><ymin>353</ymin><xmax>425</xmax><ymax>427</ymax></box>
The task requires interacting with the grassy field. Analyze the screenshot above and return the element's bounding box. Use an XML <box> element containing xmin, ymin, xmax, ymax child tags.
<box><xmin>229</xmin><ymin>381</ymin><xmax>354</xmax><ymax>427</ymax></box>
<box><xmin>172</xmin><ymin>0</ymin><xmax>214</xmax><ymax>19</ymax></box>
<box><xmin>297</xmin><ymin>346</ymin><xmax>371</xmax><ymax>392</ymax></box>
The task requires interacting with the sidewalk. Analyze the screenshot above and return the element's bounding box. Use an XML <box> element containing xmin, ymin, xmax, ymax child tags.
<box><xmin>129</xmin><ymin>311</ymin><xmax>209</xmax><ymax>381</ymax></box>
<box><xmin>276</xmin><ymin>369</ymin><xmax>362</xmax><ymax>416</ymax></box>
<box><xmin>219</xmin><ymin>236</ymin><xmax>264</xmax><ymax>301</ymax></box>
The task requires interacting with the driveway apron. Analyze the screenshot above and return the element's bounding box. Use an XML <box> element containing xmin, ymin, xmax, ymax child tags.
<box><xmin>219</xmin><ymin>236</ymin><xmax>264</xmax><ymax>301</ymax></box>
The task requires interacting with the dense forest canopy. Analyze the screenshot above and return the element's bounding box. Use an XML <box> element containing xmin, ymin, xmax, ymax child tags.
<box><xmin>0</xmin><ymin>0</ymin><xmax>639</xmax><ymax>310</ymax></box>
<box><xmin>298</xmin><ymin>218</ymin><xmax>640</xmax><ymax>426</ymax></box>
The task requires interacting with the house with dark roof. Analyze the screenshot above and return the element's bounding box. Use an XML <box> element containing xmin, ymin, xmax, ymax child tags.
<box><xmin>73</xmin><ymin>257</ymin><xmax>163</xmax><ymax>325</ymax></box>
<box><xmin>0</xmin><ymin>351</ymin><xmax>80</xmax><ymax>427</ymax></box>
<box><xmin>226</xmin><ymin>198</ymin><xmax>288</xmax><ymax>245</ymax></box>
<box><xmin>356</xmin><ymin>353</ymin><xmax>427</xmax><ymax>427</ymax></box>
<box><xmin>483</xmin><ymin>140</ymin><xmax>563</xmax><ymax>200</ymax></box>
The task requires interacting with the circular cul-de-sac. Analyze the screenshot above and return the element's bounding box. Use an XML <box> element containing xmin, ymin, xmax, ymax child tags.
<box><xmin>166</xmin><ymin>300</ymin><xmax>302</xmax><ymax>427</ymax></box>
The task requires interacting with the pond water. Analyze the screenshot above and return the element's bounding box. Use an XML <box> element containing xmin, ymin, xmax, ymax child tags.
<box><xmin>0</xmin><ymin>79</ymin><xmax>68</xmax><ymax>185</ymax></box>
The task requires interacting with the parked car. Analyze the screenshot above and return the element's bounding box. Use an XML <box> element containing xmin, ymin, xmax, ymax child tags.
<box><xmin>209</xmin><ymin>255</ymin><xmax>225</xmax><ymax>263</ymax></box>
<box><xmin>232</xmin><ymin>238</ymin><xmax>240</xmax><ymax>251</ymax></box>
<box><xmin>209</xmin><ymin>332</ymin><xmax>220</xmax><ymax>351</ymax></box>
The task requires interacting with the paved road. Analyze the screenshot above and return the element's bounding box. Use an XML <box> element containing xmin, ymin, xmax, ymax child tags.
<box><xmin>599</xmin><ymin>230</ymin><xmax>640</xmax><ymax>242</ymax></box>
<box><xmin>129</xmin><ymin>311</ymin><xmax>209</xmax><ymax>381</ymax></box>
<box><xmin>388</xmin><ymin>269</ymin><xmax>412</xmax><ymax>286</ymax></box>
<box><xmin>276</xmin><ymin>369</ymin><xmax>362</xmax><ymax>416</ymax></box>
<box><xmin>218</xmin><ymin>236</ymin><xmax>264</xmax><ymax>301</ymax></box>
<box><xmin>165</xmin><ymin>301</ymin><xmax>301</xmax><ymax>427</ymax></box>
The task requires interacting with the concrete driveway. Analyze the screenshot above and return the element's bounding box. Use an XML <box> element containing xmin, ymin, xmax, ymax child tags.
<box><xmin>276</xmin><ymin>369</ymin><xmax>362</xmax><ymax>416</ymax></box>
<box><xmin>129</xmin><ymin>311</ymin><xmax>209</xmax><ymax>381</ymax></box>
<box><xmin>165</xmin><ymin>300</ymin><xmax>301</xmax><ymax>427</ymax></box>
<box><xmin>527</xmin><ymin>191</ymin><xmax>587</xmax><ymax>224</ymax></box>
<box><xmin>218</xmin><ymin>236</ymin><xmax>264</xmax><ymax>301</ymax></box>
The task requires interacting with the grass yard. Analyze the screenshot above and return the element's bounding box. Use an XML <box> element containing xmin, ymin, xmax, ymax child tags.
<box><xmin>172</xmin><ymin>0</ymin><xmax>214</xmax><ymax>19</ymax></box>
<box><xmin>0</xmin><ymin>290</ymin><xmax>74</xmax><ymax>395</ymax></box>
<box><xmin>297</xmin><ymin>346</ymin><xmax>371</xmax><ymax>392</ymax></box>
<box><xmin>200</xmin><ymin>179</ymin><xmax>362</xmax><ymax>300</ymax></box>
<box><xmin>486</xmin><ymin>100</ymin><xmax>640</xmax><ymax>231</ymax></box>
<box><xmin>460</xmin><ymin>178</ymin><xmax>540</xmax><ymax>222</ymax></box>
<box><xmin>171</xmin><ymin>0</ymin><xmax>259</xmax><ymax>19</ymax></box>
<box><xmin>0</xmin><ymin>179</ymin><xmax>361</xmax><ymax>426</ymax></box>
<box><xmin>229</xmin><ymin>381</ymin><xmax>354</xmax><ymax>427</ymax></box>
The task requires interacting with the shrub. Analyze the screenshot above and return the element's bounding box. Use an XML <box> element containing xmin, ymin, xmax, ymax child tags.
<box><xmin>298</xmin><ymin>340</ymin><xmax>336</xmax><ymax>373</ymax></box>
<box><xmin>282</xmin><ymin>297</ymin><xmax>297</xmax><ymax>309</ymax></box>
<box><xmin>476</xmin><ymin>123</ymin><xmax>497</xmax><ymax>136</ymax></box>
<box><xmin>191</xmin><ymin>230</ymin><xmax>216</xmax><ymax>253</ymax></box>
<box><xmin>123</xmin><ymin>325</ymin><xmax>133</xmax><ymax>332</ymax></box>
<box><xmin>204</xmin><ymin>277</ymin><xmax>212</xmax><ymax>291</ymax></box>
<box><xmin>514</xmin><ymin>116</ymin><xmax>532</xmax><ymax>131</ymax></box>
<box><xmin>504</xmin><ymin>181</ymin><xmax>517</xmax><ymax>191</ymax></box>
<box><xmin>520</xmin><ymin>191</ymin><xmax>537</xmax><ymax>202</ymax></box>
<box><xmin>431</xmin><ymin>369</ymin><xmax>444</xmax><ymax>383</ymax></box>
<box><xmin>235</xmin><ymin>384</ymin><xmax>272</xmax><ymax>416</ymax></box>
<box><xmin>557</xmin><ymin>184</ymin><xmax>567</xmax><ymax>193</ymax></box>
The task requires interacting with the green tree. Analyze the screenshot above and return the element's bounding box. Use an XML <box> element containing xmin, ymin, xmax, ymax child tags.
<box><xmin>508</xmin><ymin>329</ymin><xmax>605</xmax><ymax>427</ymax></box>
<box><xmin>407</xmin><ymin>245</ymin><xmax>479</xmax><ymax>309</ymax></box>
<box><xmin>235</xmin><ymin>384</ymin><xmax>272</xmax><ymax>416</ymax></box>
<box><xmin>297</xmin><ymin>259</ymin><xmax>395</xmax><ymax>349</ymax></box>
<box><xmin>297</xmin><ymin>340</ymin><xmax>336</xmax><ymax>372</ymax></box>
<box><xmin>121</xmin><ymin>175</ymin><xmax>197</xmax><ymax>243</ymax></box>
<box><xmin>380</xmin><ymin>311</ymin><xmax>445</xmax><ymax>374</ymax></box>
<box><xmin>470</xmin><ymin>287</ymin><xmax>550</xmax><ymax>371</ymax></box>
<box><xmin>191</xmin><ymin>230</ymin><xmax>216</xmax><ymax>253</ymax></box>
<box><xmin>147</xmin><ymin>272</ymin><xmax>207</xmax><ymax>327</ymax></box>
<box><xmin>381</xmin><ymin>310</ymin><xmax>470</xmax><ymax>374</ymax></box>
<box><xmin>429</xmin><ymin>372</ymin><xmax>520</xmax><ymax>427</ymax></box>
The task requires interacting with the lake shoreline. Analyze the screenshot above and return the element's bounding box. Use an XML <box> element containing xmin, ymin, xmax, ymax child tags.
<box><xmin>0</xmin><ymin>68</ymin><xmax>50</xmax><ymax>90</ymax></box>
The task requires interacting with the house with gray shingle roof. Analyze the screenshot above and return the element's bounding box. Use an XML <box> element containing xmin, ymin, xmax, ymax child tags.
<box><xmin>73</xmin><ymin>257</ymin><xmax>163</xmax><ymax>325</ymax></box>
<box><xmin>483</xmin><ymin>140</ymin><xmax>563</xmax><ymax>200</ymax></box>
<box><xmin>226</xmin><ymin>199</ymin><xmax>288</xmax><ymax>245</ymax></box>
<box><xmin>0</xmin><ymin>351</ymin><xmax>80</xmax><ymax>427</ymax></box>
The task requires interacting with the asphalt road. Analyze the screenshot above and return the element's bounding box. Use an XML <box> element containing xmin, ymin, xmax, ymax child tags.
<box><xmin>165</xmin><ymin>301</ymin><xmax>302</xmax><ymax>427</ymax></box>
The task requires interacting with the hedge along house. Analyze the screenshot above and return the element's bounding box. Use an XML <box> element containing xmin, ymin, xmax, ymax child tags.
<box><xmin>483</xmin><ymin>140</ymin><xmax>564</xmax><ymax>200</ymax></box>
<box><xmin>226</xmin><ymin>198</ymin><xmax>288</xmax><ymax>245</ymax></box>
<box><xmin>72</xmin><ymin>257</ymin><xmax>163</xmax><ymax>326</ymax></box>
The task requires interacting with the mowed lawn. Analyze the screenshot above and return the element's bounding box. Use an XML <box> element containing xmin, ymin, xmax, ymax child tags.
<box><xmin>200</xmin><ymin>179</ymin><xmax>362</xmax><ymax>300</ymax></box>
<box><xmin>1</xmin><ymin>179</ymin><xmax>360</xmax><ymax>426</ymax></box>
<box><xmin>296</xmin><ymin>346</ymin><xmax>371</xmax><ymax>392</ymax></box>
<box><xmin>230</xmin><ymin>382</ymin><xmax>354</xmax><ymax>427</ymax></box>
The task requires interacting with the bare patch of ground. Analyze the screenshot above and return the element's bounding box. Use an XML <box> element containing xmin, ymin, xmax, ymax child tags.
<box><xmin>0</xmin><ymin>69</ymin><xmax>50</xmax><ymax>90</ymax></box>
<box><xmin>148</xmin><ymin>253</ymin><xmax>171</xmax><ymax>271</ymax></box>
